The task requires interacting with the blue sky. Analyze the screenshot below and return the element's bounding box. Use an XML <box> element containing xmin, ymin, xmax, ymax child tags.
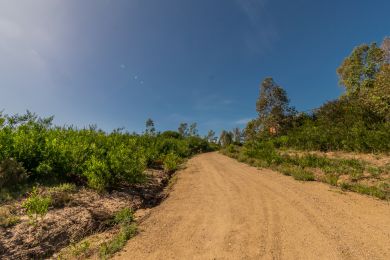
<box><xmin>0</xmin><ymin>0</ymin><xmax>389</xmax><ymax>135</ymax></box>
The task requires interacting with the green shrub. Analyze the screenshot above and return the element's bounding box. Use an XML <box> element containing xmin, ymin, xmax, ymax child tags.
<box><xmin>243</xmin><ymin>141</ymin><xmax>283</xmax><ymax>166</ymax></box>
<box><xmin>163</xmin><ymin>153</ymin><xmax>182</xmax><ymax>173</ymax></box>
<box><xmin>83</xmin><ymin>157</ymin><xmax>111</xmax><ymax>191</ymax></box>
<box><xmin>0</xmin><ymin>158</ymin><xmax>27</xmax><ymax>188</ymax></box>
<box><xmin>113</xmin><ymin>208</ymin><xmax>134</xmax><ymax>225</ymax></box>
<box><xmin>22</xmin><ymin>187</ymin><xmax>52</xmax><ymax>222</ymax></box>
<box><xmin>108</xmin><ymin>143</ymin><xmax>146</xmax><ymax>184</ymax></box>
<box><xmin>0</xmin><ymin>112</ymin><xmax>215</xmax><ymax>192</ymax></box>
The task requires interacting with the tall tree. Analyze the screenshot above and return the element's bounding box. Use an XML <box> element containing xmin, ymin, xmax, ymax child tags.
<box><xmin>256</xmin><ymin>77</ymin><xmax>293</xmax><ymax>134</ymax></box>
<box><xmin>365</xmin><ymin>63</ymin><xmax>390</xmax><ymax>121</ymax></box>
<box><xmin>178</xmin><ymin>123</ymin><xmax>188</xmax><ymax>137</ymax></box>
<box><xmin>337</xmin><ymin>43</ymin><xmax>385</xmax><ymax>96</ymax></box>
<box><xmin>145</xmin><ymin>118</ymin><xmax>155</xmax><ymax>135</ymax></box>
<box><xmin>382</xmin><ymin>37</ymin><xmax>390</xmax><ymax>63</ymax></box>
<box><xmin>189</xmin><ymin>123</ymin><xmax>198</xmax><ymax>136</ymax></box>
<box><xmin>206</xmin><ymin>130</ymin><xmax>216</xmax><ymax>143</ymax></box>
<box><xmin>219</xmin><ymin>130</ymin><xmax>233</xmax><ymax>147</ymax></box>
<box><xmin>232</xmin><ymin>127</ymin><xmax>242</xmax><ymax>144</ymax></box>
<box><xmin>243</xmin><ymin>119</ymin><xmax>260</xmax><ymax>141</ymax></box>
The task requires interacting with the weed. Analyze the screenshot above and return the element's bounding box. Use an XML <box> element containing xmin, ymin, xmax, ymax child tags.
<box><xmin>275</xmin><ymin>164</ymin><xmax>315</xmax><ymax>181</ymax></box>
<box><xmin>167</xmin><ymin>174</ymin><xmax>179</xmax><ymax>190</ymax></box>
<box><xmin>291</xmin><ymin>168</ymin><xmax>315</xmax><ymax>181</ymax></box>
<box><xmin>49</xmin><ymin>183</ymin><xmax>77</xmax><ymax>193</ymax></box>
<box><xmin>324</xmin><ymin>174</ymin><xmax>339</xmax><ymax>186</ymax></box>
<box><xmin>48</xmin><ymin>183</ymin><xmax>77</xmax><ymax>208</ymax></box>
<box><xmin>70</xmin><ymin>240</ymin><xmax>91</xmax><ymax>257</ymax></box>
<box><xmin>0</xmin><ymin>206</ymin><xmax>20</xmax><ymax>228</ymax></box>
<box><xmin>340</xmin><ymin>183</ymin><xmax>388</xmax><ymax>200</ymax></box>
<box><xmin>275</xmin><ymin>164</ymin><xmax>293</xmax><ymax>176</ymax></box>
<box><xmin>113</xmin><ymin>208</ymin><xmax>134</xmax><ymax>225</ymax></box>
<box><xmin>22</xmin><ymin>187</ymin><xmax>51</xmax><ymax>223</ymax></box>
<box><xmin>99</xmin><ymin>223</ymin><xmax>137</xmax><ymax>259</ymax></box>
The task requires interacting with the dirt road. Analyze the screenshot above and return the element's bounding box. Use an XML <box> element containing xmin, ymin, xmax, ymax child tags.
<box><xmin>115</xmin><ymin>152</ymin><xmax>390</xmax><ymax>260</ymax></box>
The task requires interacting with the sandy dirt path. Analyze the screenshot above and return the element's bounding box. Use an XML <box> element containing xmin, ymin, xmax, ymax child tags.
<box><xmin>114</xmin><ymin>152</ymin><xmax>390</xmax><ymax>260</ymax></box>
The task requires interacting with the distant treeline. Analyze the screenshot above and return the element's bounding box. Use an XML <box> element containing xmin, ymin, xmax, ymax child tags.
<box><xmin>220</xmin><ymin>37</ymin><xmax>390</xmax><ymax>153</ymax></box>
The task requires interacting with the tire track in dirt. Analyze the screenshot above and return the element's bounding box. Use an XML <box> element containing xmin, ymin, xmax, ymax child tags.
<box><xmin>239</xmin><ymin>163</ymin><xmax>389</xmax><ymax>259</ymax></box>
<box><xmin>114</xmin><ymin>152</ymin><xmax>390</xmax><ymax>260</ymax></box>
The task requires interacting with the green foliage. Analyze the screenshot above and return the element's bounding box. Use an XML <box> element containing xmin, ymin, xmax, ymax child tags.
<box><xmin>340</xmin><ymin>183</ymin><xmax>389</xmax><ymax>200</ymax></box>
<box><xmin>113</xmin><ymin>208</ymin><xmax>134</xmax><ymax>225</ymax></box>
<box><xmin>100</xmin><ymin>208</ymin><xmax>137</xmax><ymax>259</ymax></box>
<box><xmin>83</xmin><ymin>156</ymin><xmax>111</xmax><ymax>191</ymax></box>
<box><xmin>243</xmin><ymin>38</ymin><xmax>390</xmax><ymax>153</ymax></box>
<box><xmin>255</xmin><ymin>77</ymin><xmax>296</xmax><ymax>136</ymax></box>
<box><xmin>49</xmin><ymin>183</ymin><xmax>77</xmax><ymax>193</ymax></box>
<box><xmin>163</xmin><ymin>153</ymin><xmax>182</xmax><ymax>173</ymax></box>
<box><xmin>275</xmin><ymin>164</ymin><xmax>315</xmax><ymax>181</ymax></box>
<box><xmin>337</xmin><ymin>43</ymin><xmax>385</xmax><ymax>95</ymax></box>
<box><xmin>70</xmin><ymin>240</ymin><xmax>91</xmax><ymax>257</ymax></box>
<box><xmin>0</xmin><ymin>112</ymin><xmax>215</xmax><ymax>192</ymax></box>
<box><xmin>223</xmin><ymin>141</ymin><xmax>389</xmax><ymax>199</ymax></box>
<box><xmin>243</xmin><ymin>141</ymin><xmax>283</xmax><ymax>166</ymax></box>
<box><xmin>99</xmin><ymin>223</ymin><xmax>137</xmax><ymax>259</ymax></box>
<box><xmin>160</xmin><ymin>130</ymin><xmax>181</xmax><ymax>139</ymax></box>
<box><xmin>290</xmin><ymin>168</ymin><xmax>315</xmax><ymax>181</ymax></box>
<box><xmin>22</xmin><ymin>187</ymin><xmax>52</xmax><ymax>222</ymax></box>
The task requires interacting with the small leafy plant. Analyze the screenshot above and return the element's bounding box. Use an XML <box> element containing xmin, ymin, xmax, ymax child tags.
<box><xmin>99</xmin><ymin>207</ymin><xmax>137</xmax><ymax>259</ymax></box>
<box><xmin>22</xmin><ymin>187</ymin><xmax>51</xmax><ymax>223</ymax></box>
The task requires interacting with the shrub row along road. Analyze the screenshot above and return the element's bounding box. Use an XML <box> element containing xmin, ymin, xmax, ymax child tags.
<box><xmin>115</xmin><ymin>152</ymin><xmax>390</xmax><ymax>260</ymax></box>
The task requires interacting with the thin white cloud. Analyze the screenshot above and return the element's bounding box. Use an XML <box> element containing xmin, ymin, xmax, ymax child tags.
<box><xmin>234</xmin><ymin>0</ymin><xmax>277</xmax><ymax>53</ymax></box>
<box><xmin>235</xmin><ymin>117</ymin><xmax>252</xmax><ymax>125</ymax></box>
<box><xmin>235</xmin><ymin>0</ymin><xmax>268</xmax><ymax>23</ymax></box>
<box><xmin>194</xmin><ymin>95</ymin><xmax>234</xmax><ymax>111</ymax></box>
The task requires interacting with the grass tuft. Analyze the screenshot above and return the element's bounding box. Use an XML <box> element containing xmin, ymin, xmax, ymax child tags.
<box><xmin>99</xmin><ymin>223</ymin><xmax>137</xmax><ymax>259</ymax></box>
<box><xmin>340</xmin><ymin>183</ymin><xmax>389</xmax><ymax>200</ymax></box>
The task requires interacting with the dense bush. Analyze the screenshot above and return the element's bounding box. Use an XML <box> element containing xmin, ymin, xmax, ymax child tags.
<box><xmin>0</xmin><ymin>112</ymin><xmax>216</xmax><ymax>191</ymax></box>
<box><xmin>163</xmin><ymin>153</ymin><xmax>182</xmax><ymax>173</ymax></box>
<box><xmin>0</xmin><ymin>158</ymin><xmax>27</xmax><ymax>188</ymax></box>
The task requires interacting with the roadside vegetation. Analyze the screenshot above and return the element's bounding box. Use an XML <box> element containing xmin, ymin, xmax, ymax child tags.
<box><xmin>220</xmin><ymin>37</ymin><xmax>390</xmax><ymax>200</ymax></box>
<box><xmin>0</xmin><ymin>114</ymin><xmax>217</xmax><ymax>258</ymax></box>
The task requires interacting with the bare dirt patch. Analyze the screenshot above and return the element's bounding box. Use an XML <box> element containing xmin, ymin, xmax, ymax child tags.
<box><xmin>0</xmin><ymin>169</ymin><xmax>171</xmax><ymax>259</ymax></box>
